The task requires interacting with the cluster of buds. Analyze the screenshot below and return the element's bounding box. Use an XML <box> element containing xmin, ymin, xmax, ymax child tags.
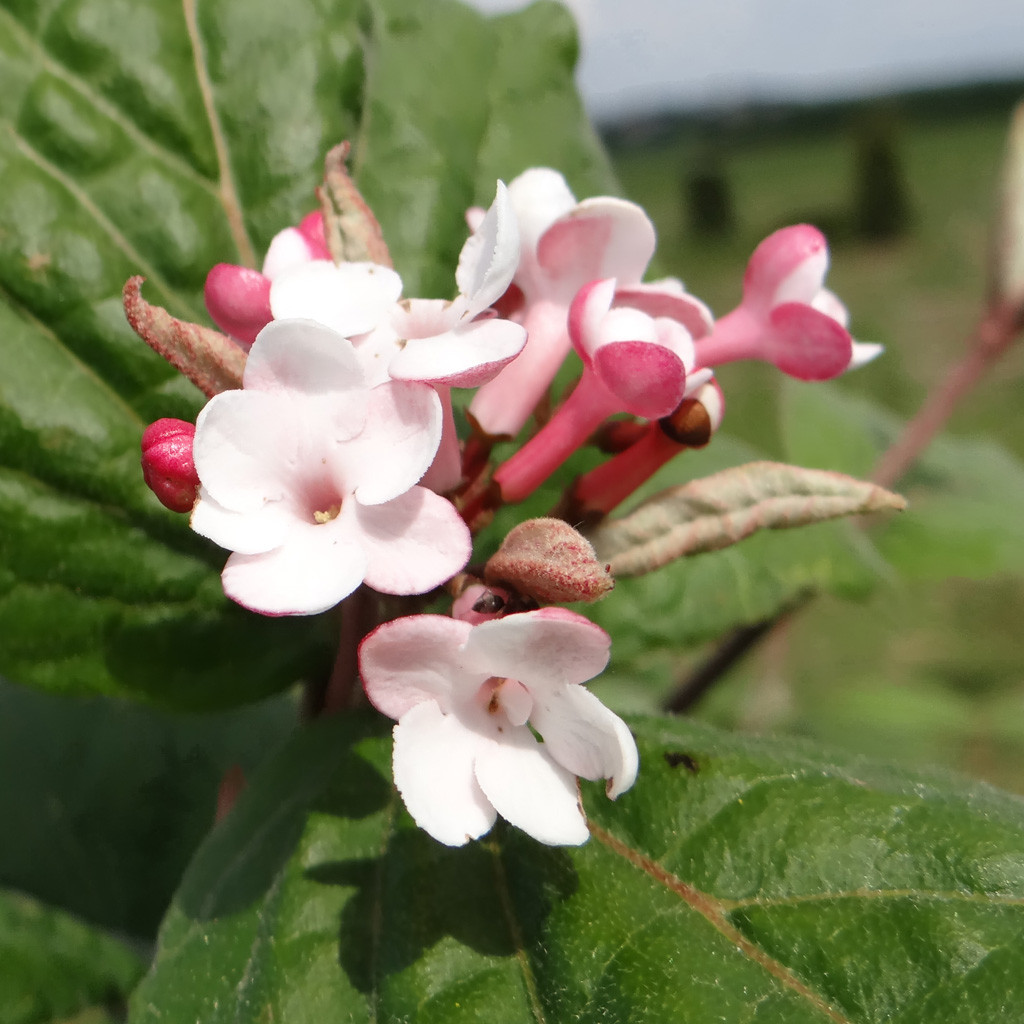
<box><xmin>131</xmin><ymin>157</ymin><xmax>876</xmax><ymax>848</ymax></box>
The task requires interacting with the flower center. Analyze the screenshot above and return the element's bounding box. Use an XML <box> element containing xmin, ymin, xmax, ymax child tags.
<box><xmin>313</xmin><ymin>502</ymin><xmax>342</xmax><ymax>524</ymax></box>
<box><xmin>480</xmin><ymin>676</ymin><xmax>533</xmax><ymax>728</ymax></box>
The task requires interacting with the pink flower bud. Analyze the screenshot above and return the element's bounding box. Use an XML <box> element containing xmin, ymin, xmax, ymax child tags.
<box><xmin>296</xmin><ymin>211</ymin><xmax>331</xmax><ymax>259</ymax></box>
<box><xmin>203</xmin><ymin>264</ymin><xmax>272</xmax><ymax>347</ymax></box>
<box><xmin>141</xmin><ymin>418</ymin><xmax>200</xmax><ymax>513</ymax></box>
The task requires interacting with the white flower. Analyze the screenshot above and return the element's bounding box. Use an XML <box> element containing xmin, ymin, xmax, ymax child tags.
<box><xmin>359</xmin><ymin>608</ymin><xmax>638</xmax><ymax>846</ymax></box>
<box><xmin>190</xmin><ymin>318</ymin><xmax>471</xmax><ymax>615</ymax></box>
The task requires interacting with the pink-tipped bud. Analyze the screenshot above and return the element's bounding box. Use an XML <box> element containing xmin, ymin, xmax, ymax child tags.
<box><xmin>297</xmin><ymin>211</ymin><xmax>331</xmax><ymax>260</ymax></box>
<box><xmin>141</xmin><ymin>418</ymin><xmax>200</xmax><ymax>513</ymax></box>
<box><xmin>204</xmin><ymin>264</ymin><xmax>272</xmax><ymax>347</ymax></box>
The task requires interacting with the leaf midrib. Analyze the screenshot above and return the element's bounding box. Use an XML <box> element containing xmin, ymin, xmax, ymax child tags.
<box><xmin>590</xmin><ymin>822</ymin><xmax>853</xmax><ymax>1024</ymax></box>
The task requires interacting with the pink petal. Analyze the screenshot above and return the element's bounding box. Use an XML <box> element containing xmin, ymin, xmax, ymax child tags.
<box><xmin>529</xmin><ymin>685</ymin><xmax>638</xmax><ymax>798</ymax></box>
<box><xmin>297</xmin><ymin>211</ymin><xmax>331</xmax><ymax>260</ymax></box>
<box><xmin>345</xmin><ymin>382</ymin><xmax>441</xmax><ymax>505</ymax></box>
<box><xmin>456</xmin><ymin>180</ymin><xmax>521</xmax><ymax>319</ymax></box>
<box><xmin>568</xmin><ymin>278</ymin><xmax>617</xmax><ymax>366</ymax></box>
<box><xmin>359</xmin><ymin>614</ymin><xmax>473</xmax><ymax>719</ymax></box>
<box><xmin>393</xmin><ymin>701</ymin><xmax>497</xmax><ymax>846</ymax></box>
<box><xmin>538</xmin><ymin>198</ymin><xmax>655</xmax><ymax>291</ymax></box>
<box><xmin>418</xmin><ymin>387</ymin><xmax>462</xmax><ymax>494</ymax></box>
<box><xmin>593</xmin><ymin>341</ymin><xmax>687</xmax><ymax>418</ymax></box>
<box><xmin>389</xmin><ymin>318</ymin><xmax>527</xmax><ymax>388</ymax></box>
<box><xmin>743</xmin><ymin>225</ymin><xmax>827</xmax><ymax>311</ymax></box>
<box><xmin>767</xmin><ymin>303</ymin><xmax>854</xmax><ymax>381</ymax></box>
<box><xmin>507</xmin><ymin>168</ymin><xmax>577</xmax><ymax>260</ymax></box>
<box><xmin>220</xmin><ymin>517</ymin><xmax>368</xmax><ymax>615</ymax></box>
<box><xmin>243</xmin><ymin>318</ymin><xmax>367</xmax><ymax>399</ymax></box>
<box><xmin>467</xmin><ymin>298</ymin><xmax>573</xmax><ymax>438</ymax></box>
<box><xmin>613</xmin><ymin>282</ymin><xmax>714</xmax><ymax>340</ymax></box>
<box><xmin>463</xmin><ymin>609</ymin><xmax>610</xmax><ymax>689</ymax></box>
<box><xmin>269</xmin><ymin>260</ymin><xmax>403</xmax><ymax>337</ymax></box>
<box><xmin>204</xmin><ymin>264</ymin><xmax>272</xmax><ymax>345</ymax></box>
<box><xmin>353</xmin><ymin>487</ymin><xmax>471</xmax><ymax>595</ymax></box>
<box><xmin>474</xmin><ymin>730</ymin><xmax>589</xmax><ymax>846</ymax></box>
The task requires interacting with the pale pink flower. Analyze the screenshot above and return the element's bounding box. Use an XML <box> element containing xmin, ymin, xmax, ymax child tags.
<box><xmin>469</xmin><ymin>168</ymin><xmax>662</xmax><ymax>438</ymax></box>
<box><xmin>204</xmin><ymin>212</ymin><xmax>330</xmax><ymax>346</ymax></box>
<box><xmin>190</xmin><ymin>318</ymin><xmax>471</xmax><ymax>616</ymax></box>
<box><xmin>360</xmin><ymin>608</ymin><xmax>638</xmax><ymax>847</ymax></box>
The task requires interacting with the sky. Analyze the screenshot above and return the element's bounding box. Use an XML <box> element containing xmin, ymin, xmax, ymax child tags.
<box><xmin>470</xmin><ymin>0</ymin><xmax>1024</xmax><ymax>117</ymax></box>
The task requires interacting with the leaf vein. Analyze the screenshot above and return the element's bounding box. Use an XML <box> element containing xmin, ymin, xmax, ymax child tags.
<box><xmin>0</xmin><ymin>7</ymin><xmax>220</xmax><ymax>197</ymax></box>
<box><xmin>590</xmin><ymin>822</ymin><xmax>853</xmax><ymax>1024</ymax></box>
<box><xmin>181</xmin><ymin>0</ymin><xmax>257</xmax><ymax>267</ymax></box>
<box><xmin>488</xmin><ymin>838</ymin><xmax>547</xmax><ymax>1024</ymax></box>
<box><xmin>2</xmin><ymin>122</ymin><xmax>205</xmax><ymax>322</ymax></box>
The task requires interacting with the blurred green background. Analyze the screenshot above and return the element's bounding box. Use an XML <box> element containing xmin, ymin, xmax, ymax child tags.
<box><xmin>594</xmin><ymin>81</ymin><xmax>1024</xmax><ymax>793</ymax></box>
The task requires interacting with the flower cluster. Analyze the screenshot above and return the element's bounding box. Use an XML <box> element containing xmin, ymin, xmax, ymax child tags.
<box><xmin>133</xmin><ymin>162</ymin><xmax>876</xmax><ymax>848</ymax></box>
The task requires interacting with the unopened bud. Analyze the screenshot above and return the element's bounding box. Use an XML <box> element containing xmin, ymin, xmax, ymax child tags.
<box><xmin>659</xmin><ymin>381</ymin><xmax>724</xmax><ymax>447</ymax></box>
<box><xmin>485</xmin><ymin>518</ymin><xmax>613</xmax><ymax>604</ymax></box>
<box><xmin>141</xmin><ymin>418</ymin><xmax>200</xmax><ymax>512</ymax></box>
<box><xmin>990</xmin><ymin>100</ymin><xmax>1024</xmax><ymax>326</ymax></box>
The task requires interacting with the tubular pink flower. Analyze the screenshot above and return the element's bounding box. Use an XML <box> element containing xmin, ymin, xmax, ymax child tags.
<box><xmin>360</xmin><ymin>608</ymin><xmax>638</xmax><ymax>847</ymax></box>
<box><xmin>141</xmin><ymin>418</ymin><xmax>200</xmax><ymax>513</ymax></box>
<box><xmin>567</xmin><ymin>379</ymin><xmax>726</xmax><ymax>519</ymax></box>
<box><xmin>693</xmin><ymin>225</ymin><xmax>857</xmax><ymax>380</ymax></box>
<box><xmin>493</xmin><ymin>278</ymin><xmax>709</xmax><ymax>504</ymax></box>
<box><xmin>204</xmin><ymin>213</ymin><xmax>331</xmax><ymax>346</ymax></box>
<box><xmin>469</xmin><ymin>168</ymin><xmax>659</xmax><ymax>438</ymax></box>
<box><xmin>189</xmin><ymin>318</ymin><xmax>471</xmax><ymax>616</ymax></box>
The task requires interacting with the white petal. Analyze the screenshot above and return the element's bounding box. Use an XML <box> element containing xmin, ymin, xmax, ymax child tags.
<box><xmin>244</xmin><ymin>318</ymin><xmax>367</xmax><ymax>398</ymax></box>
<box><xmin>393</xmin><ymin>702</ymin><xmax>496</xmax><ymax>846</ymax></box>
<box><xmin>359</xmin><ymin>615</ymin><xmax>474</xmax><ymax>719</ymax></box>
<box><xmin>261</xmin><ymin>227</ymin><xmax>314</xmax><ymax>280</ymax></box>
<box><xmin>474</xmin><ymin>730</ymin><xmax>589</xmax><ymax>846</ymax></box>
<box><xmin>464</xmin><ymin>609</ymin><xmax>611</xmax><ymax>689</ymax></box>
<box><xmin>343</xmin><ymin>382</ymin><xmax>442</xmax><ymax>505</ymax></box>
<box><xmin>190</xmin><ymin>487</ymin><xmax>292</xmax><ymax>554</ymax></box>
<box><xmin>269</xmin><ymin>261</ymin><xmax>403</xmax><ymax>337</ymax></box>
<box><xmin>847</xmin><ymin>341</ymin><xmax>884</xmax><ymax>371</ymax></box>
<box><xmin>389</xmin><ymin>318</ymin><xmax>527</xmax><ymax>388</ymax></box>
<box><xmin>456</xmin><ymin>181</ymin><xmax>521</xmax><ymax>319</ymax></box>
<box><xmin>193</xmin><ymin>390</ymin><xmax>299</xmax><ymax>513</ymax></box>
<box><xmin>220</xmin><ymin>517</ymin><xmax>367</xmax><ymax>616</ymax></box>
<box><xmin>352</xmin><ymin>487</ymin><xmax>471</xmax><ymax>595</ymax></box>
<box><xmin>507</xmin><ymin>168</ymin><xmax>577</xmax><ymax>255</ymax></box>
<box><xmin>529</xmin><ymin>685</ymin><xmax>639</xmax><ymax>799</ymax></box>
<box><xmin>811</xmin><ymin>287</ymin><xmax>850</xmax><ymax>328</ymax></box>
<box><xmin>772</xmin><ymin>248</ymin><xmax>829</xmax><ymax>306</ymax></box>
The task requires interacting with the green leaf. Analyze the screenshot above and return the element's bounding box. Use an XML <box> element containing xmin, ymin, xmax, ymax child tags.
<box><xmin>589</xmin><ymin>460</ymin><xmax>905</xmax><ymax>577</ymax></box>
<box><xmin>130</xmin><ymin>712</ymin><xmax>1024</xmax><ymax>1023</ymax></box>
<box><xmin>0</xmin><ymin>0</ymin><xmax>612</xmax><ymax>706</ymax></box>
<box><xmin>0</xmin><ymin>889</ymin><xmax>144</xmax><ymax>1024</ymax></box>
<box><xmin>0</xmin><ymin>678</ymin><xmax>296</xmax><ymax>938</ymax></box>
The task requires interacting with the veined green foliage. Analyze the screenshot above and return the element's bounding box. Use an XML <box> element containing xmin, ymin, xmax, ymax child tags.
<box><xmin>0</xmin><ymin>0</ymin><xmax>614</xmax><ymax>707</ymax></box>
<box><xmin>130</xmin><ymin>712</ymin><xmax>1024</xmax><ymax>1023</ymax></box>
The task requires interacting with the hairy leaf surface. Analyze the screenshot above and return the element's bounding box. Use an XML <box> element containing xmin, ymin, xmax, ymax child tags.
<box><xmin>0</xmin><ymin>0</ymin><xmax>613</xmax><ymax>706</ymax></box>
